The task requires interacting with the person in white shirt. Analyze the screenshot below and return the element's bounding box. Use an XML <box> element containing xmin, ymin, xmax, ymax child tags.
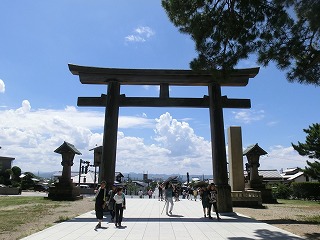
<box><xmin>138</xmin><ymin>189</ymin><xmax>143</xmax><ymax>198</ymax></box>
<box><xmin>113</xmin><ymin>187</ymin><xmax>126</xmax><ymax>227</ymax></box>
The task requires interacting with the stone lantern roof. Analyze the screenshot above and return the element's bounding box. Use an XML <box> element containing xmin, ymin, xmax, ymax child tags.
<box><xmin>89</xmin><ymin>145</ymin><xmax>102</xmax><ymax>153</ymax></box>
<box><xmin>243</xmin><ymin>143</ymin><xmax>267</xmax><ymax>156</ymax></box>
<box><xmin>54</xmin><ymin>141</ymin><xmax>82</xmax><ymax>155</ymax></box>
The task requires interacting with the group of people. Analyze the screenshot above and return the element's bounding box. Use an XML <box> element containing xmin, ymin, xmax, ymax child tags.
<box><xmin>94</xmin><ymin>181</ymin><xmax>221</xmax><ymax>229</ymax></box>
<box><xmin>199</xmin><ymin>183</ymin><xmax>221</xmax><ymax>220</ymax></box>
<box><xmin>162</xmin><ymin>182</ymin><xmax>220</xmax><ymax>220</ymax></box>
<box><xmin>94</xmin><ymin>181</ymin><xmax>126</xmax><ymax>229</ymax></box>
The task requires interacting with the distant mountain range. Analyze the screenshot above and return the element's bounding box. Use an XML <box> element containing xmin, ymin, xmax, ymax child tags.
<box><xmin>34</xmin><ymin>171</ymin><xmax>213</xmax><ymax>182</ymax></box>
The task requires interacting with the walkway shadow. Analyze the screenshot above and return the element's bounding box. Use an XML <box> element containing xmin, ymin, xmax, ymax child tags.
<box><xmin>94</xmin><ymin>226</ymin><xmax>108</xmax><ymax>231</ymax></box>
<box><xmin>168</xmin><ymin>214</ymin><xmax>183</xmax><ymax>217</ymax></box>
<box><xmin>228</xmin><ymin>229</ymin><xmax>304</xmax><ymax>240</ymax></box>
<box><xmin>122</xmin><ymin>215</ymin><xmax>257</xmax><ymax>223</ymax></box>
<box><xmin>66</xmin><ymin>214</ymin><xmax>259</xmax><ymax>223</ymax></box>
<box><xmin>116</xmin><ymin>225</ymin><xmax>127</xmax><ymax>229</ymax></box>
<box><xmin>261</xmin><ymin>218</ymin><xmax>319</xmax><ymax>225</ymax></box>
<box><xmin>68</xmin><ymin>218</ymin><xmax>98</xmax><ymax>223</ymax></box>
<box><xmin>305</xmin><ymin>232</ymin><xmax>320</xmax><ymax>240</ymax></box>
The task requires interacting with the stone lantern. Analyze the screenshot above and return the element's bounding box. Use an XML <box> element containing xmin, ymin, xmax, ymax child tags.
<box><xmin>89</xmin><ymin>145</ymin><xmax>102</xmax><ymax>167</ymax></box>
<box><xmin>89</xmin><ymin>145</ymin><xmax>102</xmax><ymax>187</ymax></box>
<box><xmin>243</xmin><ymin>143</ymin><xmax>267</xmax><ymax>188</ymax></box>
<box><xmin>48</xmin><ymin>141</ymin><xmax>83</xmax><ymax>200</ymax></box>
<box><xmin>243</xmin><ymin>143</ymin><xmax>277</xmax><ymax>203</ymax></box>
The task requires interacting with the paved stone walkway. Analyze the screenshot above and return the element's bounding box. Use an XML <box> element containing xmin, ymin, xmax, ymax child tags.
<box><xmin>22</xmin><ymin>198</ymin><xmax>304</xmax><ymax>240</ymax></box>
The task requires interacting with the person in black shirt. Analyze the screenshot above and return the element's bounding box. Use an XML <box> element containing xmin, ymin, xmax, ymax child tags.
<box><xmin>94</xmin><ymin>181</ymin><xmax>107</xmax><ymax>228</ymax></box>
<box><xmin>158</xmin><ymin>183</ymin><xmax>163</xmax><ymax>201</ymax></box>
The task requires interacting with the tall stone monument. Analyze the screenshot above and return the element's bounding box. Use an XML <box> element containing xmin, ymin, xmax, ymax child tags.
<box><xmin>48</xmin><ymin>141</ymin><xmax>83</xmax><ymax>201</ymax></box>
<box><xmin>228</xmin><ymin>126</ymin><xmax>245</xmax><ymax>191</ymax></box>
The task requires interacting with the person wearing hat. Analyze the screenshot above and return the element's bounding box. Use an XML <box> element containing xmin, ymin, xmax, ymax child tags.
<box><xmin>94</xmin><ymin>181</ymin><xmax>107</xmax><ymax>228</ymax></box>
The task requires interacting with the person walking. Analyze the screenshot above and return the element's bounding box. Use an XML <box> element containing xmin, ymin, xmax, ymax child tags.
<box><xmin>113</xmin><ymin>187</ymin><xmax>126</xmax><ymax>227</ymax></box>
<box><xmin>158</xmin><ymin>184</ymin><xmax>163</xmax><ymax>201</ymax></box>
<box><xmin>94</xmin><ymin>181</ymin><xmax>107</xmax><ymax>229</ymax></box>
<box><xmin>193</xmin><ymin>188</ymin><xmax>198</xmax><ymax>201</ymax></box>
<box><xmin>148</xmin><ymin>189</ymin><xmax>153</xmax><ymax>199</ymax></box>
<box><xmin>138</xmin><ymin>189</ymin><xmax>143</xmax><ymax>198</ymax></box>
<box><xmin>200</xmin><ymin>186</ymin><xmax>210</xmax><ymax>218</ymax></box>
<box><xmin>165</xmin><ymin>182</ymin><xmax>174</xmax><ymax>215</ymax></box>
<box><xmin>208</xmin><ymin>183</ymin><xmax>221</xmax><ymax>220</ymax></box>
<box><xmin>107</xmin><ymin>185</ymin><xmax>117</xmax><ymax>222</ymax></box>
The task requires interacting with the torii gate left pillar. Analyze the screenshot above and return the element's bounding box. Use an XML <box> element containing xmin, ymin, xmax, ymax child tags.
<box><xmin>100</xmin><ymin>81</ymin><xmax>120</xmax><ymax>189</ymax></box>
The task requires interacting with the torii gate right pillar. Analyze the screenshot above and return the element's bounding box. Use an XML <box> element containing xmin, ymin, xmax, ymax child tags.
<box><xmin>209</xmin><ymin>83</ymin><xmax>233</xmax><ymax>212</ymax></box>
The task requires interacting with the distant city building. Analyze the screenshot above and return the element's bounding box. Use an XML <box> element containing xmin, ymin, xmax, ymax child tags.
<box><xmin>53</xmin><ymin>171</ymin><xmax>124</xmax><ymax>188</ymax></box>
<box><xmin>244</xmin><ymin>169</ymin><xmax>283</xmax><ymax>185</ymax></box>
<box><xmin>280</xmin><ymin>167</ymin><xmax>316</xmax><ymax>183</ymax></box>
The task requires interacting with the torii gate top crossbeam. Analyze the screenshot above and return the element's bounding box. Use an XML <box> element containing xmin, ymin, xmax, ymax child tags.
<box><xmin>68</xmin><ymin>64</ymin><xmax>259</xmax><ymax>87</ymax></box>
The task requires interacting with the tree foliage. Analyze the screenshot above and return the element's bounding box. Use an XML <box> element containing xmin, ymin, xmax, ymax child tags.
<box><xmin>292</xmin><ymin>123</ymin><xmax>320</xmax><ymax>159</ymax></box>
<box><xmin>11</xmin><ymin>166</ymin><xmax>22</xmax><ymax>182</ymax></box>
<box><xmin>161</xmin><ymin>0</ymin><xmax>320</xmax><ymax>85</ymax></box>
<box><xmin>292</xmin><ymin>123</ymin><xmax>320</xmax><ymax>181</ymax></box>
<box><xmin>303</xmin><ymin>160</ymin><xmax>320</xmax><ymax>181</ymax></box>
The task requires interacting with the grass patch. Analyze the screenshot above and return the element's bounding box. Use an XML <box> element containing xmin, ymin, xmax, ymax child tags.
<box><xmin>0</xmin><ymin>196</ymin><xmax>67</xmax><ymax>234</ymax></box>
<box><xmin>0</xmin><ymin>204</ymin><xmax>50</xmax><ymax>232</ymax></box>
<box><xmin>303</xmin><ymin>215</ymin><xmax>320</xmax><ymax>223</ymax></box>
<box><xmin>0</xmin><ymin>196</ymin><xmax>49</xmax><ymax>208</ymax></box>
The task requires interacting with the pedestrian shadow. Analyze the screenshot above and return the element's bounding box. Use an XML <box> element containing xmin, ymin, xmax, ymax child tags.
<box><xmin>67</xmin><ymin>218</ymin><xmax>98</xmax><ymax>223</ymax></box>
<box><xmin>305</xmin><ymin>232</ymin><xmax>320</xmax><ymax>240</ymax></box>
<box><xmin>116</xmin><ymin>225</ymin><xmax>127</xmax><ymax>229</ymax></box>
<box><xmin>228</xmin><ymin>229</ymin><xmax>304</xmax><ymax>240</ymax></box>
<box><xmin>122</xmin><ymin>215</ymin><xmax>257</xmax><ymax>223</ymax></box>
<box><xmin>66</xmin><ymin>214</ymin><xmax>260</xmax><ymax>223</ymax></box>
<box><xmin>261</xmin><ymin>218</ymin><xmax>320</xmax><ymax>225</ymax></box>
<box><xmin>168</xmin><ymin>214</ymin><xmax>183</xmax><ymax>217</ymax></box>
<box><xmin>94</xmin><ymin>226</ymin><xmax>108</xmax><ymax>231</ymax></box>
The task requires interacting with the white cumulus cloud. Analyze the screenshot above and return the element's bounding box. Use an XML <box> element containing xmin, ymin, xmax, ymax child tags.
<box><xmin>125</xmin><ymin>26</ymin><xmax>155</xmax><ymax>43</ymax></box>
<box><xmin>0</xmin><ymin>79</ymin><xmax>5</xmax><ymax>93</ymax></box>
<box><xmin>232</xmin><ymin>109</ymin><xmax>265</xmax><ymax>124</ymax></box>
<box><xmin>1</xmin><ymin>103</ymin><xmax>304</xmax><ymax>175</ymax></box>
<box><xmin>256</xmin><ymin>145</ymin><xmax>309</xmax><ymax>170</ymax></box>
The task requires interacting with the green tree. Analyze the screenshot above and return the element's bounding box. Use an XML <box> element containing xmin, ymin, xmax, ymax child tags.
<box><xmin>21</xmin><ymin>172</ymin><xmax>37</xmax><ymax>190</ymax></box>
<box><xmin>292</xmin><ymin>123</ymin><xmax>320</xmax><ymax>181</ymax></box>
<box><xmin>11</xmin><ymin>166</ymin><xmax>22</xmax><ymax>182</ymax></box>
<box><xmin>0</xmin><ymin>169</ymin><xmax>12</xmax><ymax>185</ymax></box>
<box><xmin>161</xmin><ymin>0</ymin><xmax>320</xmax><ymax>85</ymax></box>
<box><xmin>301</xmin><ymin>160</ymin><xmax>320</xmax><ymax>182</ymax></box>
<box><xmin>126</xmin><ymin>181</ymin><xmax>138</xmax><ymax>195</ymax></box>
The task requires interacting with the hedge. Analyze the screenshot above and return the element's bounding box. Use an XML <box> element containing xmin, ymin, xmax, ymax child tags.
<box><xmin>291</xmin><ymin>182</ymin><xmax>320</xmax><ymax>200</ymax></box>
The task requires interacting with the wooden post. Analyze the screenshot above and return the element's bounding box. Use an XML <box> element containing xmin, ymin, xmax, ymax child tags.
<box><xmin>208</xmin><ymin>83</ymin><xmax>233</xmax><ymax>213</ymax></box>
<box><xmin>100</xmin><ymin>81</ymin><xmax>120</xmax><ymax>190</ymax></box>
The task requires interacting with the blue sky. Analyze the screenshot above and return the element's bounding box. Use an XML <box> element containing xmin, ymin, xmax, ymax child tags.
<box><xmin>0</xmin><ymin>1</ymin><xmax>319</xmax><ymax>175</ymax></box>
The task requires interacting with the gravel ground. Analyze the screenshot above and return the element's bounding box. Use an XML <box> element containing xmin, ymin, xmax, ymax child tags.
<box><xmin>1</xmin><ymin>195</ymin><xmax>319</xmax><ymax>240</ymax></box>
<box><xmin>234</xmin><ymin>203</ymin><xmax>320</xmax><ymax>240</ymax></box>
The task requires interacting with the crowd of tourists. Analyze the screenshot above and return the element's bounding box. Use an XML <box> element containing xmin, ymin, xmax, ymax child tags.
<box><xmin>94</xmin><ymin>180</ymin><xmax>220</xmax><ymax>229</ymax></box>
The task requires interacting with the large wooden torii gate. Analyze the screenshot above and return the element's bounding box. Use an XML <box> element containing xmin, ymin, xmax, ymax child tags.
<box><xmin>69</xmin><ymin>64</ymin><xmax>259</xmax><ymax>212</ymax></box>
